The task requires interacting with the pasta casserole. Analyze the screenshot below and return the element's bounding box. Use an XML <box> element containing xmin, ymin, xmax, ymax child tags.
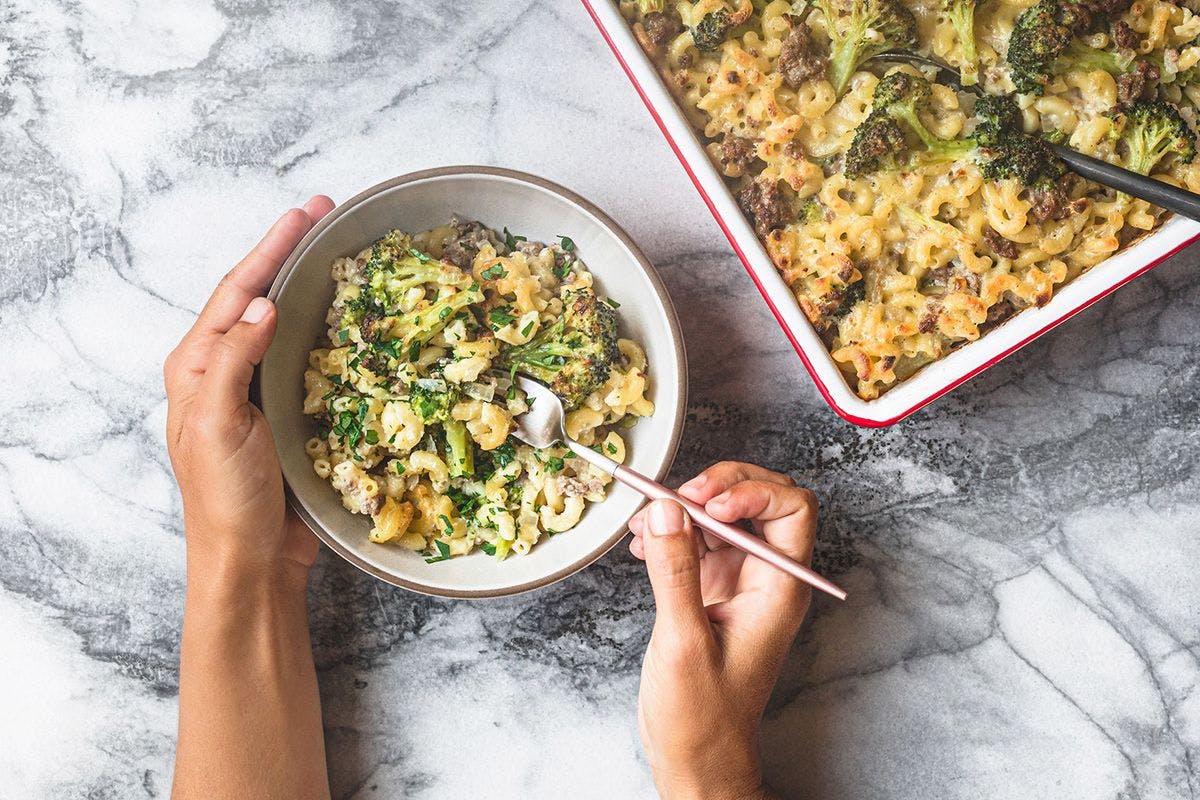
<box><xmin>303</xmin><ymin>221</ymin><xmax>654</xmax><ymax>562</ymax></box>
<box><xmin>621</xmin><ymin>0</ymin><xmax>1200</xmax><ymax>398</ymax></box>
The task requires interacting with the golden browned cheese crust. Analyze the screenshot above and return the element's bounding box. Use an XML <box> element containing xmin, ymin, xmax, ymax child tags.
<box><xmin>620</xmin><ymin>0</ymin><xmax>1200</xmax><ymax>398</ymax></box>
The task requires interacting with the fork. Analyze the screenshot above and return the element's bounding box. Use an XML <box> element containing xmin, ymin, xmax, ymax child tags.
<box><xmin>872</xmin><ymin>51</ymin><xmax>1200</xmax><ymax>222</ymax></box>
<box><xmin>509</xmin><ymin>376</ymin><xmax>848</xmax><ymax>601</ymax></box>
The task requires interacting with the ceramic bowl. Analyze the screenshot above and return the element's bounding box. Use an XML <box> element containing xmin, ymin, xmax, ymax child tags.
<box><xmin>256</xmin><ymin>166</ymin><xmax>687</xmax><ymax>597</ymax></box>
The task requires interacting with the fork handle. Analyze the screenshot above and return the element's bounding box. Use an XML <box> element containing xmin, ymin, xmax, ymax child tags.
<box><xmin>565</xmin><ymin>441</ymin><xmax>848</xmax><ymax>601</ymax></box>
<box><xmin>1050</xmin><ymin>143</ymin><xmax>1200</xmax><ymax>222</ymax></box>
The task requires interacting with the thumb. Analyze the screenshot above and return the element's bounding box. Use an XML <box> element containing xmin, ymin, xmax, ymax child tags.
<box><xmin>642</xmin><ymin>500</ymin><xmax>709</xmax><ymax>641</ymax></box>
<box><xmin>198</xmin><ymin>296</ymin><xmax>278</xmax><ymax>418</ymax></box>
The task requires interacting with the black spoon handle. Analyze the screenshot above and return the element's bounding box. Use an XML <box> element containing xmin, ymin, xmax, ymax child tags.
<box><xmin>873</xmin><ymin>53</ymin><xmax>1200</xmax><ymax>221</ymax></box>
<box><xmin>1050</xmin><ymin>143</ymin><xmax>1200</xmax><ymax>222</ymax></box>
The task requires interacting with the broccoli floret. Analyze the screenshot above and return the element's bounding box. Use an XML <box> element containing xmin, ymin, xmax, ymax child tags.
<box><xmin>409</xmin><ymin>382</ymin><xmax>474</xmax><ymax>477</ymax></box>
<box><xmin>1053</xmin><ymin>38</ymin><xmax>1135</xmax><ymax>76</ymax></box>
<box><xmin>340</xmin><ymin>234</ymin><xmax>482</xmax><ymax>349</ymax></box>
<box><xmin>346</xmin><ymin>280</ymin><xmax>482</xmax><ymax>352</ymax></box>
<box><xmin>1006</xmin><ymin>0</ymin><xmax>1075</xmax><ymax>94</ymax></box>
<box><xmin>1110</xmin><ymin>99</ymin><xmax>1197</xmax><ymax>176</ymax></box>
<box><xmin>813</xmin><ymin>0</ymin><xmax>918</xmax><ymax>97</ymax></box>
<box><xmin>968</xmin><ymin>92</ymin><xmax>1068</xmax><ymax>188</ymax></box>
<box><xmin>942</xmin><ymin>0</ymin><xmax>983</xmax><ymax>85</ymax></box>
<box><xmin>798</xmin><ymin>198</ymin><xmax>825</xmax><ymax>224</ymax></box>
<box><xmin>844</xmin><ymin>73</ymin><xmax>974</xmax><ymax>176</ymax></box>
<box><xmin>835</xmin><ymin>279</ymin><xmax>865</xmax><ymax>316</ymax></box>
<box><xmin>972</xmin><ymin>93</ymin><xmax>1022</xmax><ymax>147</ymax></box>
<box><xmin>1006</xmin><ymin>0</ymin><xmax>1139</xmax><ymax>94</ymax></box>
<box><xmin>498</xmin><ymin>288</ymin><xmax>620</xmax><ymax>410</ymax></box>
<box><xmin>873</xmin><ymin>73</ymin><xmax>974</xmax><ymax>159</ymax></box>
<box><xmin>846</xmin><ymin>79</ymin><xmax>1061</xmax><ymax>186</ymax></box>
<box><xmin>690</xmin><ymin>9</ymin><xmax>731</xmax><ymax>51</ymax></box>
<box><xmin>358</xmin><ymin>233</ymin><xmax>469</xmax><ymax>312</ymax></box>
<box><xmin>410</xmin><ymin>382</ymin><xmax>458</xmax><ymax>423</ymax></box>
<box><xmin>977</xmin><ymin>133</ymin><xmax>1067</xmax><ymax>188</ymax></box>
<box><xmin>845</xmin><ymin>113</ymin><xmax>909</xmax><ymax>177</ymax></box>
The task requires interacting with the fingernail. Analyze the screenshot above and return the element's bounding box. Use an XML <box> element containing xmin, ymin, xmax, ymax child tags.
<box><xmin>240</xmin><ymin>297</ymin><xmax>272</xmax><ymax>324</ymax></box>
<box><xmin>679</xmin><ymin>474</ymin><xmax>707</xmax><ymax>492</ymax></box>
<box><xmin>647</xmin><ymin>500</ymin><xmax>687</xmax><ymax>537</ymax></box>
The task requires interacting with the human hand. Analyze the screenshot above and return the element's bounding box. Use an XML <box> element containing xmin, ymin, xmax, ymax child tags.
<box><xmin>628</xmin><ymin>462</ymin><xmax>817</xmax><ymax>800</ymax></box>
<box><xmin>164</xmin><ymin>196</ymin><xmax>335</xmax><ymax>589</ymax></box>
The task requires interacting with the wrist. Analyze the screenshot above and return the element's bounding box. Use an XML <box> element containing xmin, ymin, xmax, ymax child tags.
<box><xmin>185</xmin><ymin>537</ymin><xmax>311</xmax><ymax>603</ymax></box>
<box><xmin>653</xmin><ymin>748</ymin><xmax>765</xmax><ymax>800</ymax></box>
<box><xmin>657</xmin><ymin>776</ymin><xmax>769</xmax><ymax>800</ymax></box>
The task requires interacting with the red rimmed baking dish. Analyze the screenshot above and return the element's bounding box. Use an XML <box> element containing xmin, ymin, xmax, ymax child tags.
<box><xmin>583</xmin><ymin>0</ymin><xmax>1200</xmax><ymax>426</ymax></box>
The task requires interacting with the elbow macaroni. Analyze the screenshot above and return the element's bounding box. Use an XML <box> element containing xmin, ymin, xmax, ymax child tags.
<box><xmin>304</xmin><ymin>221</ymin><xmax>655</xmax><ymax>562</ymax></box>
<box><xmin>621</xmin><ymin>0</ymin><xmax>1200</xmax><ymax>399</ymax></box>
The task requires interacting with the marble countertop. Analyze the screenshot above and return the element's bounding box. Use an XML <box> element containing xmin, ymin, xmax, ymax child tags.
<box><xmin>3</xmin><ymin>1</ymin><xmax>1199</xmax><ymax>798</ymax></box>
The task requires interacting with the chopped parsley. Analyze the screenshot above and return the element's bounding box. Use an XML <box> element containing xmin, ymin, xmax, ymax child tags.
<box><xmin>503</xmin><ymin>227</ymin><xmax>526</xmax><ymax>251</ymax></box>
<box><xmin>364</xmin><ymin>429</ymin><xmax>379</xmax><ymax>445</ymax></box>
<box><xmin>372</xmin><ymin>338</ymin><xmax>401</xmax><ymax>360</ymax></box>
<box><xmin>481</xmin><ymin>541</ymin><xmax>497</xmax><ymax>556</ymax></box>
<box><xmin>489</xmin><ymin>306</ymin><xmax>516</xmax><ymax>328</ymax></box>
<box><xmin>330</xmin><ymin>403</ymin><xmax>367</xmax><ymax>450</ymax></box>
<box><xmin>604</xmin><ymin>298</ymin><xmax>621</xmax><ymax>309</ymax></box>
<box><xmin>558</xmin><ymin>235</ymin><xmax>576</xmax><ymax>252</ymax></box>
<box><xmin>480</xmin><ymin>263</ymin><xmax>508</xmax><ymax>280</ymax></box>
<box><xmin>338</xmin><ymin>328</ymin><xmax>350</xmax><ymax>343</ymax></box>
<box><xmin>411</xmin><ymin>391</ymin><xmax>443</xmax><ymax>420</ymax></box>
<box><xmin>437</xmin><ymin>514</ymin><xmax>454</xmax><ymax>536</ymax></box>
<box><xmin>424</xmin><ymin>539</ymin><xmax>451</xmax><ymax>563</ymax></box>
<box><xmin>491</xmin><ymin>440</ymin><xmax>517</xmax><ymax>468</ymax></box>
<box><xmin>447</xmin><ymin>486</ymin><xmax>482</xmax><ymax>517</ymax></box>
<box><xmin>408</xmin><ymin>341</ymin><xmax>422</xmax><ymax>362</ymax></box>
<box><xmin>408</xmin><ymin>247</ymin><xmax>433</xmax><ymax>263</ymax></box>
<box><xmin>544</xmin><ymin>455</ymin><xmax>566</xmax><ymax>474</ymax></box>
<box><xmin>520</xmin><ymin>319</ymin><xmax>535</xmax><ymax>337</ymax></box>
<box><xmin>606</xmin><ymin>442</ymin><xmax>618</xmax><ymax>455</ymax></box>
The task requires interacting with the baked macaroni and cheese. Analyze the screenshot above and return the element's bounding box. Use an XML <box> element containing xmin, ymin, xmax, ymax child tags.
<box><xmin>303</xmin><ymin>222</ymin><xmax>654</xmax><ymax>562</ymax></box>
<box><xmin>621</xmin><ymin>0</ymin><xmax>1200</xmax><ymax>398</ymax></box>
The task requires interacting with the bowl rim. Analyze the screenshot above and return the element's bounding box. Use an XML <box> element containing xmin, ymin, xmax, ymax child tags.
<box><xmin>253</xmin><ymin>165</ymin><xmax>688</xmax><ymax>598</ymax></box>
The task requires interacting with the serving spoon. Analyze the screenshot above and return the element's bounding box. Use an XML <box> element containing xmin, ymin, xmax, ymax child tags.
<box><xmin>510</xmin><ymin>376</ymin><xmax>848</xmax><ymax>601</ymax></box>
<box><xmin>872</xmin><ymin>51</ymin><xmax>1200</xmax><ymax>222</ymax></box>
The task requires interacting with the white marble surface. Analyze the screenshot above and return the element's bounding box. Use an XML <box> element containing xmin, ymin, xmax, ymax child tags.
<box><xmin>2</xmin><ymin>1</ymin><xmax>1199</xmax><ymax>798</ymax></box>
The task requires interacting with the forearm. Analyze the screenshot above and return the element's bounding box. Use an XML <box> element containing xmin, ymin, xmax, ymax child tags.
<box><xmin>657</xmin><ymin>777</ymin><xmax>777</xmax><ymax>800</ymax></box>
<box><xmin>651</xmin><ymin>740</ymin><xmax>776</xmax><ymax>800</ymax></box>
<box><xmin>654</xmin><ymin>767</ymin><xmax>777</xmax><ymax>800</ymax></box>
<box><xmin>172</xmin><ymin>552</ymin><xmax>329</xmax><ymax>800</ymax></box>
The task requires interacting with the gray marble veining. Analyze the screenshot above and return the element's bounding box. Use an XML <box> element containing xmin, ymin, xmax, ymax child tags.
<box><xmin>1</xmin><ymin>1</ymin><xmax>1198</xmax><ymax>798</ymax></box>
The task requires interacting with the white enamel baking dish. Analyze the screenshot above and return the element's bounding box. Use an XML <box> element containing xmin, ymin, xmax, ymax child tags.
<box><xmin>583</xmin><ymin>0</ymin><xmax>1200</xmax><ymax>426</ymax></box>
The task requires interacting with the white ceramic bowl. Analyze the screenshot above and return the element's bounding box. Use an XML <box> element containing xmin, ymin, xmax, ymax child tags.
<box><xmin>256</xmin><ymin>167</ymin><xmax>686</xmax><ymax>597</ymax></box>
